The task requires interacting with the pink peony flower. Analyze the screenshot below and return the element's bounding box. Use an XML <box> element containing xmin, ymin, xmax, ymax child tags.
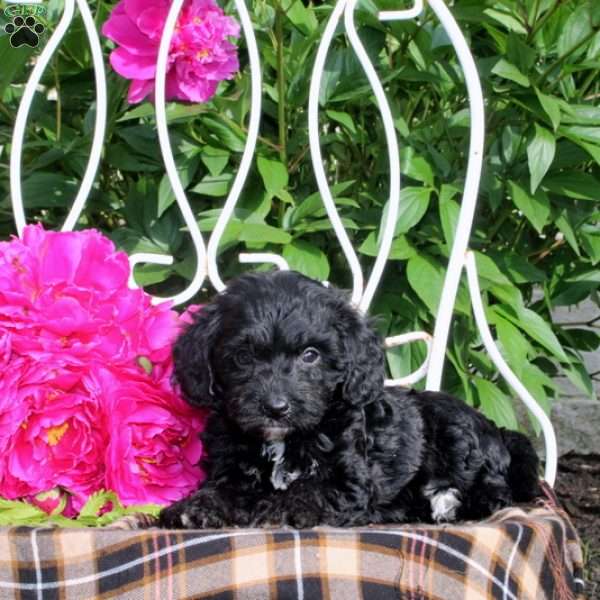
<box><xmin>0</xmin><ymin>225</ymin><xmax>206</xmax><ymax>515</ymax></box>
<box><xmin>0</xmin><ymin>359</ymin><xmax>108</xmax><ymax>511</ymax></box>
<box><xmin>102</xmin><ymin>0</ymin><xmax>240</xmax><ymax>103</ymax></box>
<box><xmin>100</xmin><ymin>367</ymin><xmax>205</xmax><ymax>505</ymax></box>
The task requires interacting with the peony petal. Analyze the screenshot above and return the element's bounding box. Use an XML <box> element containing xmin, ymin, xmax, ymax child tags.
<box><xmin>127</xmin><ymin>79</ymin><xmax>154</xmax><ymax>104</ymax></box>
<box><xmin>38</xmin><ymin>232</ymin><xmax>83</xmax><ymax>285</ymax></box>
<box><xmin>110</xmin><ymin>47</ymin><xmax>157</xmax><ymax>80</ymax></box>
<box><xmin>101</xmin><ymin>11</ymin><xmax>157</xmax><ymax>56</ymax></box>
<box><xmin>136</xmin><ymin>5</ymin><xmax>168</xmax><ymax>40</ymax></box>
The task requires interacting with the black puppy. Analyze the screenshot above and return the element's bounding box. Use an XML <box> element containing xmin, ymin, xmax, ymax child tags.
<box><xmin>159</xmin><ymin>270</ymin><xmax>539</xmax><ymax>528</ymax></box>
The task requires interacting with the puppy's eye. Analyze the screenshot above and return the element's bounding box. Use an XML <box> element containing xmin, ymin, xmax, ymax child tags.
<box><xmin>234</xmin><ymin>348</ymin><xmax>253</xmax><ymax>366</ymax></box>
<box><xmin>301</xmin><ymin>347</ymin><xmax>320</xmax><ymax>364</ymax></box>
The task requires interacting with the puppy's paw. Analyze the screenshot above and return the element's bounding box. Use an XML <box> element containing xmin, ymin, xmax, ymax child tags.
<box><xmin>158</xmin><ymin>500</ymin><xmax>192</xmax><ymax>529</ymax></box>
<box><xmin>159</xmin><ymin>494</ymin><xmax>230</xmax><ymax>529</ymax></box>
<box><xmin>159</xmin><ymin>504</ymin><xmax>228</xmax><ymax>529</ymax></box>
<box><xmin>287</xmin><ymin>509</ymin><xmax>321</xmax><ymax>529</ymax></box>
<box><xmin>428</xmin><ymin>488</ymin><xmax>462</xmax><ymax>523</ymax></box>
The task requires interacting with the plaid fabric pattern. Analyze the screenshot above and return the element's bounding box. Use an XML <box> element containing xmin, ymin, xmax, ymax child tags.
<box><xmin>0</xmin><ymin>487</ymin><xmax>585</xmax><ymax>600</ymax></box>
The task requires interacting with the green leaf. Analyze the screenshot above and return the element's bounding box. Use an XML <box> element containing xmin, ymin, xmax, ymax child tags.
<box><xmin>497</xmin><ymin>305</ymin><xmax>568</xmax><ymax>362</ymax></box>
<box><xmin>319</xmin><ymin>48</ymin><xmax>344</xmax><ymax>105</ymax></box>
<box><xmin>326</xmin><ymin>110</ymin><xmax>357</xmax><ymax>134</ymax></box>
<box><xmin>483</xmin><ymin>8</ymin><xmax>528</xmax><ymax>34</ymax></box>
<box><xmin>474</xmin><ymin>252</ymin><xmax>512</xmax><ymax>286</ymax></box>
<box><xmin>494</xmin><ymin>314</ymin><xmax>533</xmax><ymax>377</ymax></box>
<box><xmin>257</xmin><ymin>156</ymin><xmax>289</xmax><ymax>195</ymax></box>
<box><xmin>438</xmin><ymin>185</ymin><xmax>460</xmax><ymax>247</ymax></box>
<box><xmin>551</xmin><ymin>269</ymin><xmax>600</xmax><ymax>305</ymax></box>
<box><xmin>288</xmin><ymin>181</ymin><xmax>356</xmax><ymax>227</ymax></box>
<box><xmin>191</xmin><ymin>173</ymin><xmax>233</xmax><ymax>197</ymax></box>
<box><xmin>22</xmin><ymin>173</ymin><xmax>79</xmax><ymax>208</ymax></box>
<box><xmin>201</xmin><ymin>146</ymin><xmax>229</xmax><ymax>177</ymax></box>
<box><xmin>399</xmin><ymin>148</ymin><xmax>435</xmax><ymax>186</ymax></box>
<box><xmin>534</xmin><ymin>88</ymin><xmax>561</xmax><ymax>131</ymax></box>
<box><xmin>561</xmin><ymin>104</ymin><xmax>600</xmax><ymax>125</ymax></box>
<box><xmin>563</xmin><ymin>360</ymin><xmax>597</xmax><ymax>400</ymax></box>
<box><xmin>239</xmin><ymin>223</ymin><xmax>292</xmax><ymax>244</ymax></box>
<box><xmin>521</xmin><ymin>364</ymin><xmax>552</xmax><ymax>435</ymax></box>
<box><xmin>518</xmin><ymin>308</ymin><xmax>568</xmax><ymax>361</ymax></box>
<box><xmin>0</xmin><ymin>500</ymin><xmax>47</xmax><ymax>526</ymax></box>
<box><xmin>489</xmin><ymin>284</ymin><xmax>526</xmax><ymax>309</ymax></box>
<box><xmin>491</xmin><ymin>58</ymin><xmax>530</xmax><ymax>87</ymax></box>
<box><xmin>557</xmin><ymin>3</ymin><xmax>593</xmax><ymax>61</ymax></box>
<box><xmin>238</xmin><ymin>183</ymin><xmax>272</xmax><ymax>223</ymax></box>
<box><xmin>358</xmin><ymin>232</ymin><xmax>415</xmax><ymax>260</ymax></box>
<box><xmin>508</xmin><ymin>181</ymin><xmax>550</xmax><ymax>233</ymax></box>
<box><xmin>132</xmin><ymin>264</ymin><xmax>172</xmax><ymax>286</ymax></box>
<box><xmin>439</xmin><ymin>201</ymin><xmax>460</xmax><ymax>251</ymax></box>
<box><xmin>0</xmin><ymin>36</ymin><xmax>34</xmax><ymax>98</ymax></box>
<box><xmin>79</xmin><ymin>491</ymin><xmax>121</xmax><ymax>518</ymax></box>
<box><xmin>560</xmin><ymin>125</ymin><xmax>600</xmax><ymax>145</ymax></box>
<box><xmin>568</xmin><ymin>138</ymin><xmax>600</xmax><ymax>167</ymax></box>
<box><xmin>282</xmin><ymin>240</ymin><xmax>330</xmax><ymax>280</ymax></box>
<box><xmin>562</xmin><ymin>328</ymin><xmax>600</xmax><ymax>352</ymax></box>
<box><xmin>406</xmin><ymin>255</ymin><xmax>442</xmax><ymax>315</ymax></box>
<box><xmin>543</xmin><ymin>172</ymin><xmax>600</xmax><ymax>200</ymax></box>
<box><xmin>202</xmin><ymin>116</ymin><xmax>246</xmax><ymax>152</ymax></box>
<box><xmin>581</xmin><ymin>227</ymin><xmax>600</xmax><ymax>264</ymax></box>
<box><xmin>386</xmin><ymin>187</ymin><xmax>431</xmax><ymax>238</ymax></box>
<box><xmin>527</xmin><ymin>124</ymin><xmax>556</xmax><ymax>193</ymax></box>
<box><xmin>157</xmin><ymin>156</ymin><xmax>200</xmax><ymax>217</ymax></box>
<box><xmin>386</xmin><ymin>335</ymin><xmax>428</xmax><ymax>380</ymax></box>
<box><xmin>475</xmin><ymin>378</ymin><xmax>518</xmax><ymax>430</ymax></box>
<box><xmin>492</xmin><ymin>253</ymin><xmax>546</xmax><ymax>283</ymax></box>
<box><xmin>118</xmin><ymin>102</ymin><xmax>207</xmax><ymax>123</ymax></box>
<box><xmin>555</xmin><ymin>211</ymin><xmax>581</xmax><ymax>256</ymax></box>
<box><xmin>283</xmin><ymin>0</ymin><xmax>318</xmax><ymax>34</ymax></box>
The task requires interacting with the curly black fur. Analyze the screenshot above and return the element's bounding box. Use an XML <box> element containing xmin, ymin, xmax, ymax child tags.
<box><xmin>159</xmin><ymin>271</ymin><xmax>540</xmax><ymax>529</ymax></box>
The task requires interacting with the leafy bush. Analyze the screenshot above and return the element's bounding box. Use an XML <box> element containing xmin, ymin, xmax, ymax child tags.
<box><xmin>0</xmin><ymin>0</ymin><xmax>598</xmax><ymax>431</ymax></box>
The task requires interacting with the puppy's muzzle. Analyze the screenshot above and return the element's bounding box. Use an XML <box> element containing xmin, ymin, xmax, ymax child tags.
<box><xmin>263</xmin><ymin>396</ymin><xmax>290</xmax><ymax>418</ymax></box>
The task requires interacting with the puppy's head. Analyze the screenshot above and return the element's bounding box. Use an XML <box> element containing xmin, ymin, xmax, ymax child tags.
<box><xmin>174</xmin><ymin>271</ymin><xmax>384</xmax><ymax>441</ymax></box>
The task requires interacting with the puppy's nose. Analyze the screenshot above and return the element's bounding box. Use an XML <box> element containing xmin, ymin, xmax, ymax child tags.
<box><xmin>264</xmin><ymin>396</ymin><xmax>290</xmax><ymax>418</ymax></box>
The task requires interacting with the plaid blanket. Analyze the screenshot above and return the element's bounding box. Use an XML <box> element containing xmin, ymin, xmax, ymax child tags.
<box><xmin>0</xmin><ymin>486</ymin><xmax>585</xmax><ymax>600</ymax></box>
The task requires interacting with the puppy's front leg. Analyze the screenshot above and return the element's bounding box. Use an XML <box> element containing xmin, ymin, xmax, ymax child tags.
<box><xmin>159</xmin><ymin>485</ymin><xmax>250</xmax><ymax>529</ymax></box>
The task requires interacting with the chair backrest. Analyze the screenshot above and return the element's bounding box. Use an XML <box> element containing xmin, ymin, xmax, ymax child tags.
<box><xmin>7</xmin><ymin>0</ymin><xmax>557</xmax><ymax>485</ymax></box>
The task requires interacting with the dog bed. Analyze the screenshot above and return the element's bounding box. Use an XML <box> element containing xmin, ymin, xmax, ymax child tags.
<box><xmin>0</xmin><ymin>484</ymin><xmax>584</xmax><ymax>600</ymax></box>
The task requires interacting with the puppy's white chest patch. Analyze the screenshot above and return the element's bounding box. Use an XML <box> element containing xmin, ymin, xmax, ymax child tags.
<box><xmin>262</xmin><ymin>441</ymin><xmax>301</xmax><ymax>491</ymax></box>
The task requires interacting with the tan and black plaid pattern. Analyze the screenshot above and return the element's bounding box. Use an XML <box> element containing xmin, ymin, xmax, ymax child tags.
<box><xmin>0</xmin><ymin>487</ymin><xmax>585</xmax><ymax>599</ymax></box>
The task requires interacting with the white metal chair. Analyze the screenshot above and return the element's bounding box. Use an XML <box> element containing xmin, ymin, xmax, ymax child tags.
<box><xmin>9</xmin><ymin>0</ymin><xmax>557</xmax><ymax>486</ymax></box>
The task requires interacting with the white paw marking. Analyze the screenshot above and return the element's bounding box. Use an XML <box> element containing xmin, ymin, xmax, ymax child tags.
<box><xmin>181</xmin><ymin>513</ymin><xmax>194</xmax><ymax>528</ymax></box>
<box><xmin>429</xmin><ymin>488</ymin><xmax>461</xmax><ymax>523</ymax></box>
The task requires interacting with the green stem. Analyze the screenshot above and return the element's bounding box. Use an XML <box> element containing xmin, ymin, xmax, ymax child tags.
<box><xmin>527</xmin><ymin>0</ymin><xmax>560</xmax><ymax>42</ymax></box>
<box><xmin>487</xmin><ymin>204</ymin><xmax>514</xmax><ymax>243</ymax></box>
<box><xmin>578</xmin><ymin>68</ymin><xmax>600</xmax><ymax>100</ymax></box>
<box><xmin>537</xmin><ymin>28</ymin><xmax>598</xmax><ymax>88</ymax></box>
<box><xmin>0</xmin><ymin>101</ymin><xmax>12</xmax><ymax>123</ymax></box>
<box><xmin>209</xmin><ymin>111</ymin><xmax>280</xmax><ymax>150</ymax></box>
<box><xmin>528</xmin><ymin>0</ymin><xmax>541</xmax><ymax>30</ymax></box>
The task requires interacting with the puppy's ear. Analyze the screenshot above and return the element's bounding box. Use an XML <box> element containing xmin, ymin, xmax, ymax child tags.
<box><xmin>173</xmin><ymin>303</ymin><xmax>221</xmax><ymax>409</ymax></box>
<box><xmin>336</xmin><ymin>304</ymin><xmax>386</xmax><ymax>406</ymax></box>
